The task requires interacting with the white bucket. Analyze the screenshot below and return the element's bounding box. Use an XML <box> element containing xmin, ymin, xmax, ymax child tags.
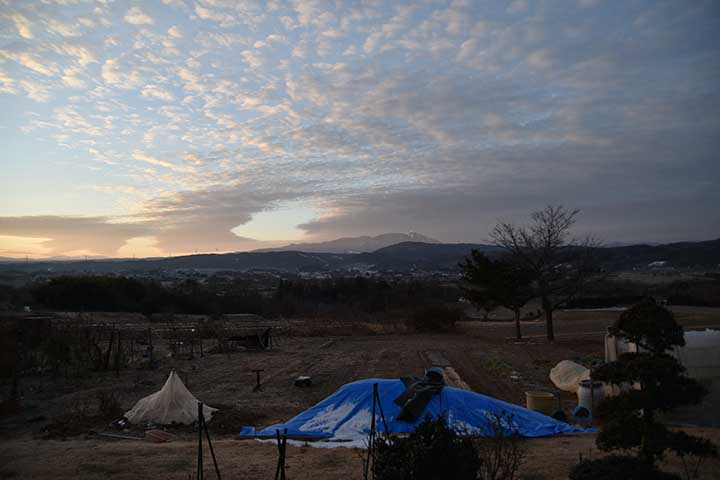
<box><xmin>577</xmin><ymin>380</ymin><xmax>605</xmax><ymax>414</ymax></box>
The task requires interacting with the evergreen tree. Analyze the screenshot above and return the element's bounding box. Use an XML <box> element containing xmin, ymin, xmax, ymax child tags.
<box><xmin>571</xmin><ymin>299</ymin><xmax>717</xmax><ymax>479</ymax></box>
<box><xmin>460</xmin><ymin>251</ymin><xmax>533</xmax><ymax>340</ymax></box>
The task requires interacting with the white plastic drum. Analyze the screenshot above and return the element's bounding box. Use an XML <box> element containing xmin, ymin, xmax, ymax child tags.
<box><xmin>577</xmin><ymin>380</ymin><xmax>605</xmax><ymax>414</ymax></box>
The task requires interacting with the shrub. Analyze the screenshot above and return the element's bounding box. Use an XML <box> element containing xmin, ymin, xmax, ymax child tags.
<box><xmin>371</xmin><ymin>413</ymin><xmax>525</xmax><ymax>480</ymax></box>
<box><xmin>372</xmin><ymin>414</ymin><xmax>480</xmax><ymax>480</ymax></box>
<box><xmin>96</xmin><ymin>390</ymin><xmax>122</xmax><ymax>419</ymax></box>
<box><xmin>475</xmin><ymin>412</ymin><xmax>526</xmax><ymax>480</ymax></box>
<box><xmin>569</xmin><ymin>455</ymin><xmax>680</xmax><ymax>480</ymax></box>
<box><xmin>409</xmin><ymin>304</ymin><xmax>461</xmax><ymax>332</ymax></box>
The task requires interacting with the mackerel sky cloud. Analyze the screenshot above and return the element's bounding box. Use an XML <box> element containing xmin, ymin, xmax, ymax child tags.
<box><xmin>0</xmin><ymin>0</ymin><xmax>719</xmax><ymax>257</ymax></box>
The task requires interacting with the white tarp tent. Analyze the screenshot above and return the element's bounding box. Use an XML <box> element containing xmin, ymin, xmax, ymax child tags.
<box><xmin>125</xmin><ymin>370</ymin><xmax>217</xmax><ymax>425</ymax></box>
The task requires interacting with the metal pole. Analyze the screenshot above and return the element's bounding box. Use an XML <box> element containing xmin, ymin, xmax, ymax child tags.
<box><xmin>197</xmin><ymin>402</ymin><xmax>204</xmax><ymax>480</ymax></box>
<box><xmin>275</xmin><ymin>429</ymin><xmax>287</xmax><ymax>480</ymax></box>
<box><xmin>274</xmin><ymin>430</ymin><xmax>281</xmax><ymax>480</ymax></box>
<box><xmin>201</xmin><ymin>407</ymin><xmax>221</xmax><ymax>480</ymax></box>
<box><xmin>364</xmin><ymin>383</ymin><xmax>378</xmax><ymax>480</ymax></box>
<box><xmin>280</xmin><ymin>429</ymin><xmax>287</xmax><ymax>480</ymax></box>
<box><xmin>375</xmin><ymin>386</ymin><xmax>390</xmax><ymax>436</ymax></box>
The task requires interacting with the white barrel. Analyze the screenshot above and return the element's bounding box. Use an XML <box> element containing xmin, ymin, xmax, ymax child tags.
<box><xmin>577</xmin><ymin>380</ymin><xmax>605</xmax><ymax>414</ymax></box>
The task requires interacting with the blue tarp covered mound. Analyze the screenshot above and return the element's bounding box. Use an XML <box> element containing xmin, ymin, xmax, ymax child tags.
<box><xmin>240</xmin><ymin>378</ymin><xmax>589</xmax><ymax>442</ymax></box>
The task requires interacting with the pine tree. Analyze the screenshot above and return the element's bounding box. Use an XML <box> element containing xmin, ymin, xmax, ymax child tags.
<box><xmin>571</xmin><ymin>299</ymin><xmax>717</xmax><ymax>479</ymax></box>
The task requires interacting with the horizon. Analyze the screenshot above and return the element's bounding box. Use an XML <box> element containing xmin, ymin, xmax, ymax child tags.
<box><xmin>2</xmin><ymin>1</ymin><xmax>719</xmax><ymax>258</ymax></box>
<box><xmin>2</xmin><ymin>233</ymin><xmax>719</xmax><ymax>262</ymax></box>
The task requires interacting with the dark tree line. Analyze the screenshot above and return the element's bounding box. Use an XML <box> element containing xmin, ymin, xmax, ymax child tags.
<box><xmin>15</xmin><ymin>275</ymin><xmax>460</xmax><ymax>320</ymax></box>
<box><xmin>31</xmin><ymin>276</ymin><xmax>266</xmax><ymax>316</ymax></box>
<box><xmin>273</xmin><ymin>277</ymin><xmax>458</xmax><ymax>317</ymax></box>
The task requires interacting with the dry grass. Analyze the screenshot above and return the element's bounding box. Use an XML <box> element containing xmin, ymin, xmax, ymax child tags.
<box><xmin>1</xmin><ymin>306</ymin><xmax>719</xmax><ymax>478</ymax></box>
<box><xmin>1</xmin><ymin>429</ymin><xmax>719</xmax><ymax>480</ymax></box>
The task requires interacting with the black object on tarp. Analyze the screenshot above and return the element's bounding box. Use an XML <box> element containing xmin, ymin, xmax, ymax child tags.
<box><xmin>393</xmin><ymin>368</ymin><xmax>445</xmax><ymax>422</ymax></box>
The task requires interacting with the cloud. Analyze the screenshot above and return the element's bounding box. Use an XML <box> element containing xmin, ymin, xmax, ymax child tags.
<box><xmin>19</xmin><ymin>79</ymin><xmax>51</xmax><ymax>102</ymax></box>
<box><xmin>46</xmin><ymin>19</ymin><xmax>82</xmax><ymax>37</ymax></box>
<box><xmin>101</xmin><ymin>58</ymin><xmax>143</xmax><ymax>88</ymax></box>
<box><xmin>507</xmin><ymin>0</ymin><xmax>528</xmax><ymax>14</ymax></box>
<box><xmin>124</xmin><ymin>6</ymin><xmax>155</xmax><ymax>25</ymax></box>
<box><xmin>194</xmin><ymin>6</ymin><xmax>237</xmax><ymax>27</ymax></box>
<box><xmin>363</xmin><ymin>32</ymin><xmax>383</xmax><ymax>53</ymax></box>
<box><xmin>141</xmin><ymin>84</ymin><xmax>176</xmax><ymax>102</ymax></box>
<box><xmin>0</xmin><ymin>70</ymin><xmax>16</xmax><ymax>94</ymax></box>
<box><xmin>1</xmin><ymin>0</ymin><xmax>719</xmax><ymax>257</ymax></box>
<box><xmin>167</xmin><ymin>25</ymin><xmax>183</xmax><ymax>38</ymax></box>
<box><xmin>61</xmin><ymin>67</ymin><xmax>85</xmax><ymax>88</ymax></box>
<box><xmin>10</xmin><ymin>13</ymin><xmax>33</xmax><ymax>39</ymax></box>
<box><xmin>52</xmin><ymin>43</ymin><xmax>96</xmax><ymax>66</ymax></box>
<box><xmin>131</xmin><ymin>152</ymin><xmax>195</xmax><ymax>172</ymax></box>
<box><xmin>0</xmin><ymin>216</ymin><xmax>150</xmax><ymax>256</ymax></box>
<box><xmin>0</xmin><ymin>51</ymin><xmax>57</xmax><ymax>76</ymax></box>
<box><xmin>526</xmin><ymin>49</ymin><xmax>552</xmax><ymax>69</ymax></box>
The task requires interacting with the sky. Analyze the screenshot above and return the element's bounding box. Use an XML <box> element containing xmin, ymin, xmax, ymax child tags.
<box><xmin>0</xmin><ymin>0</ymin><xmax>719</xmax><ymax>258</ymax></box>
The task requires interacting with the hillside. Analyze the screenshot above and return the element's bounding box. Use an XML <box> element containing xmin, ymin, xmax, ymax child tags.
<box><xmin>0</xmin><ymin>239</ymin><xmax>718</xmax><ymax>275</ymax></box>
<box><xmin>595</xmin><ymin>238</ymin><xmax>720</xmax><ymax>270</ymax></box>
<box><xmin>254</xmin><ymin>232</ymin><xmax>439</xmax><ymax>254</ymax></box>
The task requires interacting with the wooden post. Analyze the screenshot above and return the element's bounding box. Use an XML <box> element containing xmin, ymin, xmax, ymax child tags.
<box><xmin>252</xmin><ymin>369</ymin><xmax>264</xmax><ymax>392</ymax></box>
<box><xmin>148</xmin><ymin>328</ymin><xmax>153</xmax><ymax>369</ymax></box>
<box><xmin>115</xmin><ymin>331</ymin><xmax>121</xmax><ymax>377</ymax></box>
<box><xmin>104</xmin><ymin>328</ymin><xmax>115</xmax><ymax>371</ymax></box>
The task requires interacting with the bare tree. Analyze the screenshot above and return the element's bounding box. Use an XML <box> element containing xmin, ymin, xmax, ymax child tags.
<box><xmin>491</xmin><ymin>205</ymin><xmax>600</xmax><ymax>342</ymax></box>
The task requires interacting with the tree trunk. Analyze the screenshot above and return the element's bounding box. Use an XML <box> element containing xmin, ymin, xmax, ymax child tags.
<box><xmin>543</xmin><ymin>297</ymin><xmax>555</xmax><ymax>342</ymax></box>
<box><xmin>514</xmin><ymin>307</ymin><xmax>522</xmax><ymax>340</ymax></box>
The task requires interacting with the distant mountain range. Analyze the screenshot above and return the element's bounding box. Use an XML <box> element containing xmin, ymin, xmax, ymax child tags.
<box><xmin>0</xmin><ymin>237</ymin><xmax>718</xmax><ymax>275</ymax></box>
<box><xmin>254</xmin><ymin>232</ymin><xmax>440</xmax><ymax>253</ymax></box>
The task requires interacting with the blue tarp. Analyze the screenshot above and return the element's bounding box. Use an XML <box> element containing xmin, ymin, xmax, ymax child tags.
<box><xmin>240</xmin><ymin>378</ymin><xmax>590</xmax><ymax>441</ymax></box>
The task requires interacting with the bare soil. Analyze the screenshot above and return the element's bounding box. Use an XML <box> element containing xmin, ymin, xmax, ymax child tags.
<box><xmin>1</xmin><ymin>306</ymin><xmax>719</xmax><ymax>479</ymax></box>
